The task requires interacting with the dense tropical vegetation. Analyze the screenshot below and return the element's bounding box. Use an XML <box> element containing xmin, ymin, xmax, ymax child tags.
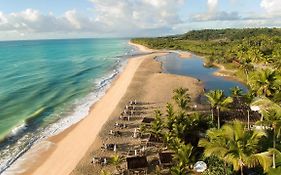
<box><xmin>144</xmin><ymin>87</ymin><xmax>281</xmax><ymax>175</ymax></box>
<box><xmin>132</xmin><ymin>28</ymin><xmax>281</xmax><ymax>67</ymax></box>
<box><xmin>132</xmin><ymin>28</ymin><xmax>281</xmax><ymax>174</ymax></box>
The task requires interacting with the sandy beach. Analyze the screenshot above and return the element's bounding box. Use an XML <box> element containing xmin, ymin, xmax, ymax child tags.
<box><xmin>71</xmin><ymin>43</ymin><xmax>204</xmax><ymax>174</ymax></box>
<box><xmin>128</xmin><ymin>41</ymin><xmax>156</xmax><ymax>53</ymax></box>
<box><xmin>7</xmin><ymin>42</ymin><xmax>203</xmax><ymax>175</ymax></box>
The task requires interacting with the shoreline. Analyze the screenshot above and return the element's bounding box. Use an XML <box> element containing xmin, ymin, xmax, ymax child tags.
<box><xmin>130</xmin><ymin>41</ymin><xmax>246</xmax><ymax>84</ymax></box>
<box><xmin>128</xmin><ymin>41</ymin><xmax>156</xmax><ymax>53</ymax></box>
<box><xmin>5</xmin><ymin>41</ymin><xmax>204</xmax><ymax>175</ymax></box>
<box><xmin>6</xmin><ymin>42</ymin><xmax>170</xmax><ymax>175</ymax></box>
<box><xmin>18</xmin><ymin>50</ymin><xmax>155</xmax><ymax>175</ymax></box>
<box><xmin>0</xmin><ymin>55</ymin><xmax>128</xmax><ymax>174</ymax></box>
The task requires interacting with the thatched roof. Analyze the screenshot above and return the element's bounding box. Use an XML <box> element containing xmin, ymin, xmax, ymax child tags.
<box><xmin>126</xmin><ymin>156</ymin><xmax>148</xmax><ymax>170</ymax></box>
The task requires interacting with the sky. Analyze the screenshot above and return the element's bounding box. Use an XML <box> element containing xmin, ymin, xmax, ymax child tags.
<box><xmin>0</xmin><ymin>0</ymin><xmax>280</xmax><ymax>40</ymax></box>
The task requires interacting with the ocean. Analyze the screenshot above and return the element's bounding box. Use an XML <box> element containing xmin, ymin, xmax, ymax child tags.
<box><xmin>0</xmin><ymin>38</ymin><xmax>136</xmax><ymax>172</ymax></box>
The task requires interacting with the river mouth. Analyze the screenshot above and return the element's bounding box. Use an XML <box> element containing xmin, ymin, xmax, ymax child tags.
<box><xmin>157</xmin><ymin>53</ymin><xmax>248</xmax><ymax>95</ymax></box>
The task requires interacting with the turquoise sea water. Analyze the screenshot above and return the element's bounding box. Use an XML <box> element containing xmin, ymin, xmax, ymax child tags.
<box><xmin>0</xmin><ymin>38</ymin><xmax>135</xmax><ymax>172</ymax></box>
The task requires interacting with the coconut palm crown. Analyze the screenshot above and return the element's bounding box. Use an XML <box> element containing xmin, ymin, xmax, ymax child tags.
<box><xmin>199</xmin><ymin>121</ymin><xmax>271</xmax><ymax>175</ymax></box>
<box><xmin>205</xmin><ymin>90</ymin><xmax>233</xmax><ymax>128</ymax></box>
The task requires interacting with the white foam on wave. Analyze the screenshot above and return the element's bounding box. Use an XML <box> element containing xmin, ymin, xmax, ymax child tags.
<box><xmin>8</xmin><ymin>123</ymin><xmax>27</xmax><ymax>138</ymax></box>
<box><xmin>41</xmin><ymin>68</ymin><xmax>121</xmax><ymax>138</ymax></box>
<box><xmin>1</xmin><ymin>48</ymin><xmax>133</xmax><ymax>174</ymax></box>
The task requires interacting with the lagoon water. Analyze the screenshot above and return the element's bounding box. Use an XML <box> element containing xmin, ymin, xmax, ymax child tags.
<box><xmin>0</xmin><ymin>38</ymin><xmax>134</xmax><ymax>172</ymax></box>
<box><xmin>158</xmin><ymin>53</ymin><xmax>248</xmax><ymax>94</ymax></box>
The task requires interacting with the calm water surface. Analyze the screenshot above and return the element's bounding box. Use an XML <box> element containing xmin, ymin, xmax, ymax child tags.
<box><xmin>158</xmin><ymin>53</ymin><xmax>248</xmax><ymax>94</ymax></box>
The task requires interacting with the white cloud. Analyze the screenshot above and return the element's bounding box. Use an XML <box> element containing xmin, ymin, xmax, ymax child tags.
<box><xmin>192</xmin><ymin>11</ymin><xmax>240</xmax><ymax>21</ymax></box>
<box><xmin>0</xmin><ymin>0</ymin><xmax>186</xmax><ymax>40</ymax></box>
<box><xmin>191</xmin><ymin>0</ymin><xmax>281</xmax><ymax>22</ymax></box>
<box><xmin>260</xmin><ymin>0</ymin><xmax>281</xmax><ymax>17</ymax></box>
<box><xmin>0</xmin><ymin>9</ymin><xmax>104</xmax><ymax>40</ymax></box>
<box><xmin>0</xmin><ymin>0</ymin><xmax>281</xmax><ymax>40</ymax></box>
<box><xmin>207</xmin><ymin>0</ymin><xmax>219</xmax><ymax>12</ymax></box>
<box><xmin>64</xmin><ymin>10</ymin><xmax>81</xmax><ymax>29</ymax></box>
<box><xmin>21</xmin><ymin>9</ymin><xmax>40</xmax><ymax>22</ymax></box>
<box><xmin>90</xmin><ymin>0</ymin><xmax>184</xmax><ymax>33</ymax></box>
<box><xmin>191</xmin><ymin>0</ymin><xmax>241</xmax><ymax>22</ymax></box>
<box><xmin>0</xmin><ymin>12</ymin><xmax>8</xmax><ymax>24</ymax></box>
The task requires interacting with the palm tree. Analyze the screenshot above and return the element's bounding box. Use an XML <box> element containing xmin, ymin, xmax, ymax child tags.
<box><xmin>170</xmin><ymin>141</ymin><xmax>194</xmax><ymax>175</ymax></box>
<box><xmin>205</xmin><ymin>90</ymin><xmax>233</xmax><ymax>128</ymax></box>
<box><xmin>150</xmin><ymin>110</ymin><xmax>164</xmax><ymax>138</ymax></box>
<box><xmin>173</xmin><ymin>143</ymin><xmax>193</xmax><ymax>169</ymax></box>
<box><xmin>230</xmin><ymin>86</ymin><xmax>243</xmax><ymax>98</ymax></box>
<box><xmin>272</xmin><ymin>44</ymin><xmax>281</xmax><ymax>69</ymax></box>
<box><xmin>236</xmin><ymin>44</ymin><xmax>247</xmax><ymax>61</ymax></box>
<box><xmin>248</xmin><ymin>69</ymin><xmax>279</xmax><ymax>98</ymax></box>
<box><xmin>247</xmin><ymin>47</ymin><xmax>263</xmax><ymax>63</ymax></box>
<box><xmin>273</xmin><ymin>59</ymin><xmax>281</xmax><ymax>70</ymax></box>
<box><xmin>268</xmin><ymin>146</ymin><xmax>281</xmax><ymax>174</ymax></box>
<box><xmin>239</xmin><ymin>58</ymin><xmax>254</xmax><ymax>82</ymax></box>
<box><xmin>199</xmin><ymin>121</ymin><xmax>271</xmax><ymax>175</ymax></box>
<box><xmin>110</xmin><ymin>154</ymin><xmax>124</xmax><ymax>172</ymax></box>
<box><xmin>165</xmin><ymin>134</ymin><xmax>182</xmax><ymax>150</ymax></box>
<box><xmin>166</xmin><ymin>103</ymin><xmax>176</xmax><ymax>131</ymax></box>
<box><xmin>171</xmin><ymin>122</ymin><xmax>187</xmax><ymax>140</ymax></box>
<box><xmin>243</xmin><ymin>91</ymin><xmax>255</xmax><ymax>126</ymax></box>
<box><xmin>256</xmin><ymin>108</ymin><xmax>281</xmax><ymax>168</ymax></box>
<box><xmin>173</xmin><ymin>88</ymin><xmax>191</xmax><ymax>111</ymax></box>
<box><xmin>251</xmin><ymin>96</ymin><xmax>281</xmax><ymax>121</ymax></box>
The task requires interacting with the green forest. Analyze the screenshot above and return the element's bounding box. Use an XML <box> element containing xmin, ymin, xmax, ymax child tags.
<box><xmin>132</xmin><ymin>28</ymin><xmax>281</xmax><ymax>66</ymax></box>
